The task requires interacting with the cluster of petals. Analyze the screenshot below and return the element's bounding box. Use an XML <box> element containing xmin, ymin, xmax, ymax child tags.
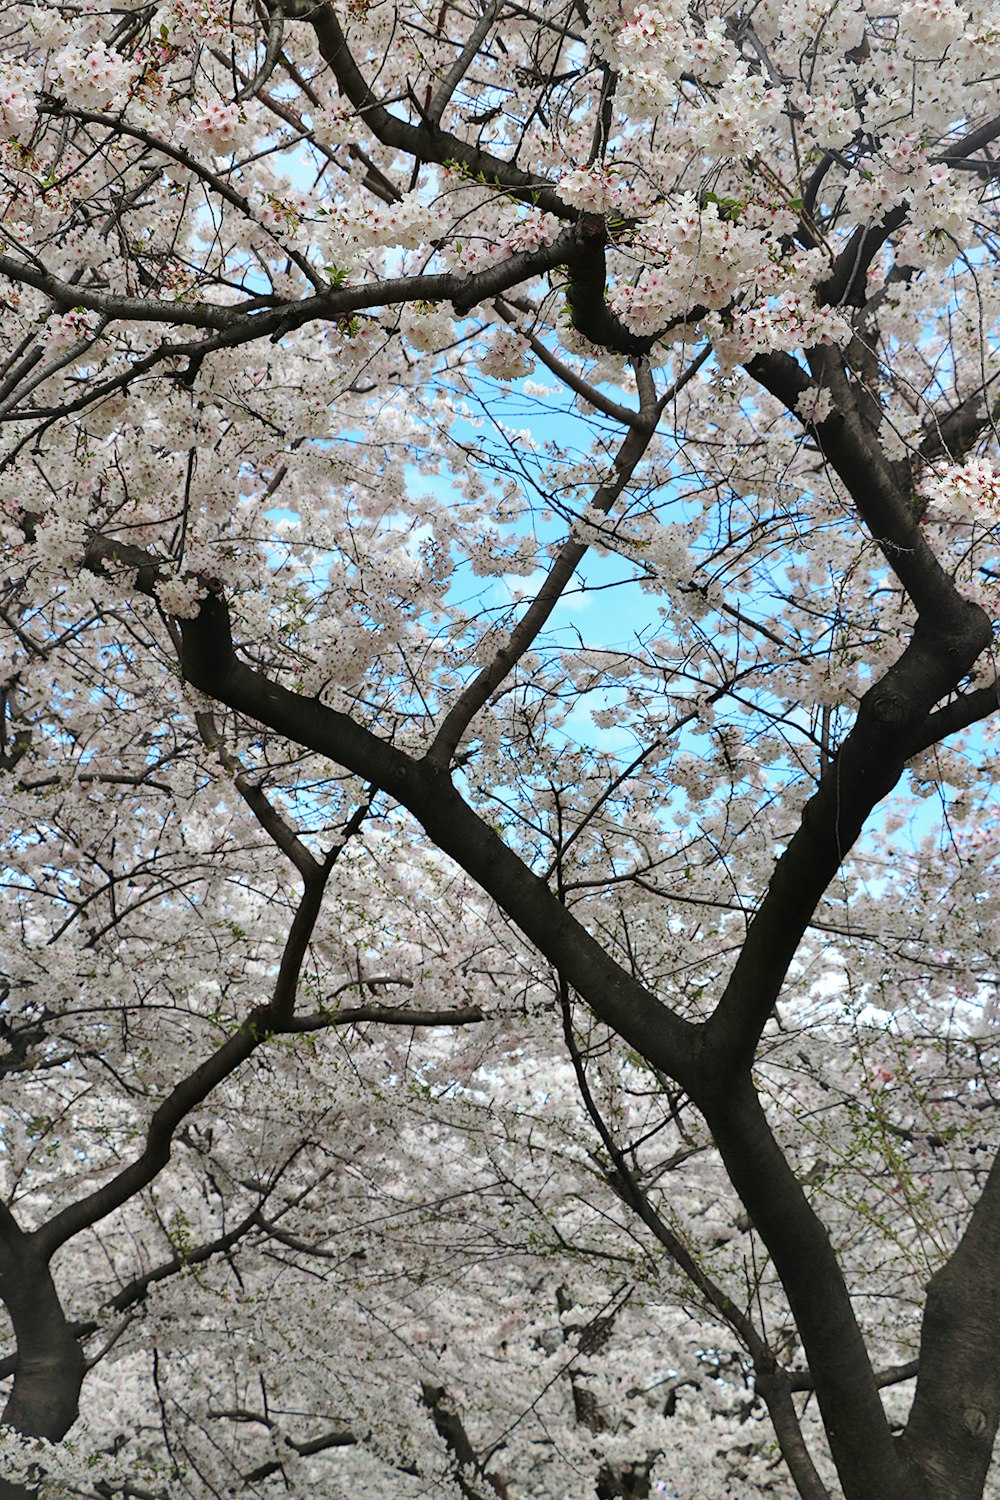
<box><xmin>901</xmin><ymin>164</ymin><xmax>979</xmax><ymax>255</ymax></box>
<box><xmin>726</xmin><ymin>297</ymin><xmax>851</xmax><ymax>361</ymax></box>
<box><xmin>477</xmin><ymin>327</ymin><xmax>533</xmax><ymax>382</ymax></box>
<box><xmin>354</xmin><ymin>192</ymin><xmax>435</xmax><ymax>250</ymax></box>
<box><xmin>49</xmin><ymin>41</ymin><xmax>137</xmax><ymax>109</ymax></box>
<box><xmin>42</xmin><ymin>308</ymin><xmax>96</xmax><ymax>352</ymax></box>
<box><xmin>503</xmin><ymin>211</ymin><xmax>561</xmax><ymax>254</ymax></box>
<box><xmin>160</xmin><ymin>0</ymin><xmax>230</xmax><ymax>44</ymax></box>
<box><xmin>614</xmin><ymin>0</ymin><xmax>687</xmax><ymax>62</ymax></box>
<box><xmin>0</xmin><ymin>63</ymin><xmax>36</xmax><ymax>139</ymax></box>
<box><xmin>610</xmin><ymin>194</ymin><xmax>847</xmax><ymax>358</ymax></box>
<box><xmin>153</xmin><ymin>573</ymin><xmax>206</xmax><ymax>620</ymax></box>
<box><xmin>399</xmin><ymin>301</ymin><xmax>456</xmax><ymax>353</ymax></box>
<box><xmin>922</xmin><ymin>457</ymin><xmax>1000</xmax><ymax>525</ymax></box>
<box><xmin>444</xmin><ymin>211</ymin><xmax>557</xmax><ymax>277</ymax></box>
<box><xmin>557</xmin><ymin>166</ymin><xmax>625</xmax><ymax>214</ymax></box>
<box><xmin>794</xmin><ymin>385</ymin><xmax>836</xmax><ymax>425</ymax></box>
<box><xmin>685</xmin><ymin>17</ymin><xmax>734</xmax><ymax>82</ymax></box>
<box><xmin>899</xmin><ymin>0</ymin><xmax>969</xmax><ymax>49</ymax></box>
<box><xmin>805</xmin><ymin>89</ymin><xmax>863</xmax><ymax>150</ymax></box>
<box><xmin>687</xmin><ymin>69</ymin><xmax>785</xmax><ymax>159</ymax></box>
<box><xmin>182</xmin><ymin>99</ymin><xmax>244</xmax><ymax>153</ymax></box>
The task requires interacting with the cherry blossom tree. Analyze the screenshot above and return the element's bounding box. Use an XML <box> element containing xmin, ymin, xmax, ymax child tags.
<box><xmin>1</xmin><ymin>0</ymin><xmax>1000</xmax><ymax>1494</ymax></box>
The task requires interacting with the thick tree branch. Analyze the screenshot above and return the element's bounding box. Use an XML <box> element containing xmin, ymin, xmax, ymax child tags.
<box><xmin>0</xmin><ymin>1204</ymin><xmax>85</xmax><ymax>1450</ymax></box>
<box><xmin>426</xmin><ymin>0</ymin><xmax>503</xmax><ymax>127</ymax></box>
<box><xmin>901</xmin><ymin>1150</ymin><xmax>1000</xmax><ymax>1500</ymax></box>
<box><xmin>30</xmin><ymin>849</ymin><xmax>337</xmax><ymax>1260</ymax></box>
<box><xmin>0</xmin><ymin>1209</ymin><xmax>270</xmax><ymax>1381</ymax></box>
<box><xmin>818</xmin><ymin>116</ymin><xmax>1000</xmax><ymax>307</ymax></box>
<box><xmin>686</xmin><ymin>346</ymin><xmax>994</xmax><ymax>1499</ymax></box>
<box><xmin>918</xmin><ymin>385</ymin><xmax>1000</xmax><ymax>463</ymax></box>
<box><xmin>703</xmin><ymin>596</ymin><xmax>989</xmax><ymax>1069</ymax></box>
<box><xmin>493</xmin><ymin>299</ymin><xmax>644</xmax><ymax>428</ymax></box>
<box><xmin>787</xmin><ymin>1358</ymin><xmax>919</xmax><ymax>1394</ymax></box>
<box><xmin>296</xmin><ymin>0</ymin><xmax>569</xmax><ymax>217</ymax></box>
<box><xmin>0</xmin><ymin>232</ymin><xmax>574</xmax><ymax>343</ymax></box>
<box><xmin>700</xmin><ymin>353</ymin><xmax>990</xmax><ymax>1065</ymax></box>
<box><xmin>284</xmin><ymin>1001</ymin><xmax>485</xmax><ymax>1028</ymax></box>
<box><xmin>0</xmin><ymin>1200</ymin><xmax>311</xmax><ymax>1382</ymax></box>
<box><xmin>907</xmin><ymin>679</ymin><xmax>1000</xmax><ymax>753</ymax></box>
<box><xmin>195</xmin><ymin>710</ymin><xmax>321</xmax><ymax>881</ymax></box>
<box><xmin>208</xmin><ymin>1407</ymin><xmax>357</xmax><ymax>1484</ymax></box>
<box><xmin>7</xmin><ymin>747</ymin><xmax>476</xmax><ymax>1273</ymax></box>
<box><xmin>559</xmin><ymin>984</ymin><xmax>832</xmax><ymax>1500</ymax></box>
<box><xmin>751</xmin><ymin>349</ymin><xmax>946</xmax><ymax>612</ymax></box>
<box><xmin>421</xmin><ymin>1382</ymin><xmax>508</xmax><ymax>1499</ymax></box>
<box><xmin>933</xmin><ymin>114</ymin><xmax>1000</xmax><ymax>173</ymax></box>
<box><xmin>170</xmin><ymin>592</ymin><xmax>698</xmax><ymax>1085</ymax></box>
<box><xmin>565</xmin><ymin>216</ymin><xmax>658</xmax><ymax>355</ymax></box>
<box><xmin>240</xmin><ymin>1425</ymin><xmax>358</xmax><ymax>1482</ymax></box>
<box><xmin>704</xmin><ymin>1078</ymin><xmax>914</xmax><ymax>1500</ymax></box>
<box><xmin>816</xmin><ymin>206</ymin><xmax>907</xmax><ymax>309</ymax></box>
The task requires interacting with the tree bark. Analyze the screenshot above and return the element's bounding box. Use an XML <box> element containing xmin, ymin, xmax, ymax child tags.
<box><xmin>0</xmin><ymin>1205</ymin><xmax>84</xmax><ymax>1500</ymax></box>
<box><xmin>900</xmin><ymin>1151</ymin><xmax>1000</xmax><ymax>1499</ymax></box>
<box><xmin>702</xmin><ymin>1077</ymin><xmax>916</xmax><ymax>1500</ymax></box>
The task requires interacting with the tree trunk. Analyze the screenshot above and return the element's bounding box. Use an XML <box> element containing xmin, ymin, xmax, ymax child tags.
<box><xmin>901</xmin><ymin>1153</ymin><xmax>1000</xmax><ymax>1500</ymax></box>
<box><xmin>0</xmin><ymin>1206</ymin><xmax>84</xmax><ymax>1500</ymax></box>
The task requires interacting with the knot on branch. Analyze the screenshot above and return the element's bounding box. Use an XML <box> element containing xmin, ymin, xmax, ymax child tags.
<box><xmin>870</xmin><ymin>691</ymin><xmax>909</xmax><ymax>728</ymax></box>
<box><xmin>962</xmin><ymin>1405</ymin><xmax>989</xmax><ymax>1438</ymax></box>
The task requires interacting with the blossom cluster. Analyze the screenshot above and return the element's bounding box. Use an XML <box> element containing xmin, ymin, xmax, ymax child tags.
<box><xmin>183</xmin><ymin>99</ymin><xmax>244</xmax><ymax>153</ymax></box>
<box><xmin>605</xmin><ymin>193</ymin><xmax>852</xmax><ymax>357</ymax></box>
<box><xmin>900</xmin><ymin>0</ymin><xmax>969</xmax><ymax>50</ymax></box>
<box><xmin>0</xmin><ymin>63</ymin><xmax>36</xmax><ymax>138</ymax></box>
<box><xmin>477</xmin><ymin>326</ymin><xmax>533</xmax><ymax>382</ymax></box>
<box><xmin>49</xmin><ymin>41</ymin><xmax>137</xmax><ymax>109</ymax></box>
<box><xmin>922</xmin><ymin>457</ymin><xmax>1000</xmax><ymax>525</ymax></box>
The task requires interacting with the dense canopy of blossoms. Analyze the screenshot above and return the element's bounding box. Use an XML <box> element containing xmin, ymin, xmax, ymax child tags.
<box><xmin>0</xmin><ymin>0</ymin><xmax>1000</xmax><ymax>1497</ymax></box>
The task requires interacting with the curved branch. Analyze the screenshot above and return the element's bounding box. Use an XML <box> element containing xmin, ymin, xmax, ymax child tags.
<box><xmin>421</xmin><ymin>1381</ymin><xmax>508</xmax><ymax>1498</ymax></box>
<box><xmin>703</xmin><ymin>589</ymin><xmax>989</xmax><ymax>1072</ymax></box>
<box><xmin>918</xmin><ymin>385</ymin><xmax>1000</xmax><ymax>464</ymax></box>
<box><xmin>563</xmin><ymin>215</ymin><xmax>708</xmax><ymax>356</ymax></box>
<box><xmin>296</xmin><ymin>0</ymin><xmax>570</xmax><ymax>217</ymax></box>
<box><xmin>426</xmin><ymin>0</ymin><xmax>503</xmax><ymax>127</ymax></box>
<box><xmin>0</xmin><ymin>230</ymin><xmax>574</xmax><ymax>340</ymax></box>
<box><xmin>284</xmin><ymin>1002</ymin><xmax>484</xmax><ymax>1027</ymax></box>
<box><xmin>31</xmin><ymin>853</ymin><xmax>336</xmax><ymax>1260</ymax></box>
<box><xmin>165</xmin><ymin>595</ymin><xmax>696</xmax><ymax>1087</ymax></box>
<box><xmin>933</xmin><ymin>113</ymin><xmax>1000</xmax><ymax>172</ymax></box>
<box><xmin>907</xmin><ymin>679</ymin><xmax>1000</xmax><ymax>753</ymax></box>
<box><xmin>209</xmin><ymin>1407</ymin><xmax>357</xmax><ymax>1484</ymax></box>
<box><xmin>194</xmin><ymin>710</ymin><xmax>321</xmax><ymax>881</ymax></box>
<box><xmin>705</xmin><ymin>1078</ymin><xmax>910</xmax><ymax>1500</ymax></box>
<box><xmin>699</xmin><ymin>353</ymin><xmax>992</xmax><ymax>1070</ymax></box>
<box><xmin>237</xmin><ymin>0</ymin><xmax>286</xmax><ymax>100</ymax></box>
<box><xmin>494</xmin><ymin>298</ymin><xmax>643</xmax><ymax>428</ymax></box>
<box><xmin>818</xmin><ymin>114</ymin><xmax>1000</xmax><ymax>307</ymax></box>
<box><xmin>0</xmin><ymin>1203</ymin><xmax>85</xmax><ymax>1444</ymax></box>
